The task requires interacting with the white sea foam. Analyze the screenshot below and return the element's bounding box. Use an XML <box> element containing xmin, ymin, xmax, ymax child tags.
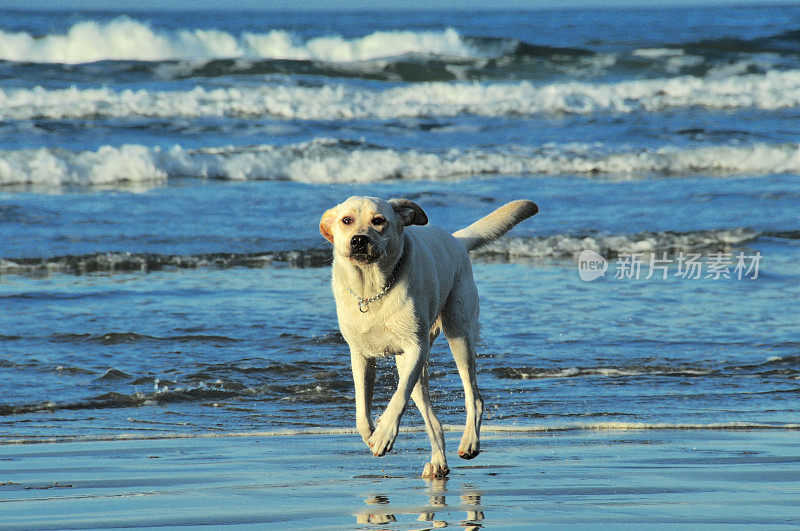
<box><xmin>632</xmin><ymin>48</ymin><xmax>686</xmax><ymax>59</ymax></box>
<box><xmin>0</xmin><ymin>17</ymin><xmax>476</xmax><ymax>64</ymax></box>
<box><xmin>4</xmin><ymin>69</ymin><xmax>800</xmax><ymax>121</ymax></box>
<box><xmin>477</xmin><ymin>422</ymin><xmax>800</xmax><ymax>433</ymax></box>
<box><xmin>495</xmin><ymin>366</ymin><xmax>715</xmax><ymax>380</ymax></box>
<box><xmin>3</xmin><ymin>422</ymin><xmax>798</xmax><ymax>445</ymax></box>
<box><xmin>476</xmin><ymin>228</ymin><xmax>761</xmax><ymax>259</ymax></box>
<box><xmin>0</xmin><ymin>145</ymin><xmax>166</xmax><ymax>186</ymax></box>
<box><xmin>2</xmin><ymin>140</ymin><xmax>800</xmax><ymax>187</ymax></box>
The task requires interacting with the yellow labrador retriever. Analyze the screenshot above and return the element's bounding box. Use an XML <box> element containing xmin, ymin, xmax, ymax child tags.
<box><xmin>320</xmin><ymin>196</ymin><xmax>537</xmax><ymax>478</ymax></box>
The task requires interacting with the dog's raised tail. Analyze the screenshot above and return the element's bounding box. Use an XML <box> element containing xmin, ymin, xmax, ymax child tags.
<box><xmin>453</xmin><ymin>200</ymin><xmax>538</xmax><ymax>252</ymax></box>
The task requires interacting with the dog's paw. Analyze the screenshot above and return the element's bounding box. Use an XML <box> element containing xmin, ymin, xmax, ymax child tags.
<box><xmin>421</xmin><ymin>463</ymin><xmax>449</xmax><ymax>478</ymax></box>
<box><xmin>458</xmin><ymin>434</ymin><xmax>481</xmax><ymax>460</ymax></box>
<box><xmin>367</xmin><ymin>420</ymin><xmax>399</xmax><ymax>457</ymax></box>
<box><xmin>356</xmin><ymin>420</ymin><xmax>374</xmax><ymax>445</ymax></box>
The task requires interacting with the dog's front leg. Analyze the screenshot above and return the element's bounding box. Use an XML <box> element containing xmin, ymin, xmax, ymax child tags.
<box><xmin>351</xmin><ymin>350</ymin><xmax>376</xmax><ymax>444</ymax></box>
<box><xmin>368</xmin><ymin>338</ymin><xmax>428</xmax><ymax>457</ymax></box>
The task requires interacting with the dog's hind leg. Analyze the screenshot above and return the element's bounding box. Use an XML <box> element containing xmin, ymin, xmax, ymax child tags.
<box><xmin>447</xmin><ymin>331</ymin><xmax>483</xmax><ymax>460</ymax></box>
<box><xmin>442</xmin><ymin>281</ymin><xmax>484</xmax><ymax>460</ymax></box>
<box><xmin>407</xmin><ymin>362</ymin><xmax>448</xmax><ymax>478</ymax></box>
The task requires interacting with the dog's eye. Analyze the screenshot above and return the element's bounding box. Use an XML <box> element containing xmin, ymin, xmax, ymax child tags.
<box><xmin>341</xmin><ymin>216</ymin><xmax>353</xmax><ymax>225</ymax></box>
<box><xmin>371</xmin><ymin>217</ymin><xmax>386</xmax><ymax>226</ymax></box>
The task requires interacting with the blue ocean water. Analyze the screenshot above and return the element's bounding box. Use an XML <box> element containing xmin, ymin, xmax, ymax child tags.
<box><xmin>0</xmin><ymin>5</ymin><xmax>798</xmax><ymax>443</ymax></box>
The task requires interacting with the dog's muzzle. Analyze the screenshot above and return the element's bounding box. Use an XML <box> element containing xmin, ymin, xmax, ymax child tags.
<box><xmin>349</xmin><ymin>235</ymin><xmax>381</xmax><ymax>263</ymax></box>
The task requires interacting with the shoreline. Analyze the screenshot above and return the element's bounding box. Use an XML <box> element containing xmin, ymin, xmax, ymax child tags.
<box><xmin>3</xmin><ymin>421</ymin><xmax>800</xmax><ymax>446</ymax></box>
<box><xmin>2</xmin><ymin>429</ymin><xmax>798</xmax><ymax>528</ymax></box>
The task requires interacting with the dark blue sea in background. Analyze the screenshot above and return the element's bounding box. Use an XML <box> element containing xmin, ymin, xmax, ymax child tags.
<box><xmin>1</xmin><ymin>5</ymin><xmax>798</xmax><ymax>443</ymax></box>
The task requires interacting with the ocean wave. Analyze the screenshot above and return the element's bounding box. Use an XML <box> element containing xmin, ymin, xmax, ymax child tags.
<box><xmin>624</xmin><ymin>29</ymin><xmax>800</xmax><ymax>76</ymax></box>
<box><xmin>490</xmin><ymin>364</ymin><xmax>797</xmax><ymax>392</ymax></box>
<box><xmin>2</xmin><ymin>70</ymin><xmax>800</xmax><ymax>124</ymax></box>
<box><xmin>52</xmin><ymin>332</ymin><xmax>241</xmax><ymax>345</ymax></box>
<box><xmin>0</xmin><ymin>374</ymin><xmax>352</xmax><ymax>417</ymax></box>
<box><xmin>0</xmin><ymin>20</ymin><xmax>618</xmax><ymax>82</ymax></box>
<box><xmin>3</xmin><ymin>140</ymin><xmax>800</xmax><ymax>187</ymax></box>
<box><xmin>493</xmin><ymin>365</ymin><xmax>715</xmax><ymax>380</ymax></box>
<box><xmin>2</xmin><ymin>17</ymin><xmax>799</xmax><ymax>74</ymax></box>
<box><xmin>0</xmin><ymin>18</ymin><xmax>482</xmax><ymax>64</ymax></box>
<box><xmin>0</xmin><ymin>228</ymin><xmax>776</xmax><ymax>275</ymax></box>
<box><xmin>493</xmin><ymin>356</ymin><xmax>799</xmax><ymax>382</ymax></box>
<box><xmin>0</xmin><ymin>248</ymin><xmax>332</xmax><ymax>274</ymax></box>
<box><xmin>0</xmin><ymin>144</ymin><xmax>166</xmax><ymax>187</ymax></box>
<box><xmin>679</xmin><ymin>29</ymin><xmax>800</xmax><ymax>59</ymax></box>
<box><xmin>3</xmin><ymin>70</ymin><xmax>800</xmax><ymax>121</ymax></box>
<box><xmin>475</xmin><ymin>228</ymin><xmax>761</xmax><ymax>260</ymax></box>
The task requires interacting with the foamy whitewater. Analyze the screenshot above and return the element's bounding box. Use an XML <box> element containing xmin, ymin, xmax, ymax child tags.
<box><xmin>4</xmin><ymin>71</ymin><xmax>800</xmax><ymax>123</ymax></box>
<box><xmin>4</xmin><ymin>140</ymin><xmax>800</xmax><ymax>186</ymax></box>
<box><xmin>1</xmin><ymin>6</ymin><xmax>799</xmax><ymax>443</ymax></box>
<box><xmin>0</xmin><ymin>18</ymin><xmax>480</xmax><ymax>64</ymax></box>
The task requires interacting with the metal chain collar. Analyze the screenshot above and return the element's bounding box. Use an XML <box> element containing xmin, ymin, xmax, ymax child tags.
<box><xmin>346</xmin><ymin>256</ymin><xmax>403</xmax><ymax>313</ymax></box>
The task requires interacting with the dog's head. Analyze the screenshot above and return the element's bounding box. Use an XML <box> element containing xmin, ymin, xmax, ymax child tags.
<box><xmin>320</xmin><ymin>196</ymin><xmax>428</xmax><ymax>265</ymax></box>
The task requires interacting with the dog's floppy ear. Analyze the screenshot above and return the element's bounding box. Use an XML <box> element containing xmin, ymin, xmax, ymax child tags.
<box><xmin>389</xmin><ymin>198</ymin><xmax>428</xmax><ymax>226</ymax></box>
<box><xmin>319</xmin><ymin>208</ymin><xmax>337</xmax><ymax>243</ymax></box>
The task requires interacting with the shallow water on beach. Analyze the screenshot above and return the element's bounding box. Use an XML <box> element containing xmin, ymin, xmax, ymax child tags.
<box><xmin>2</xmin><ymin>430</ymin><xmax>799</xmax><ymax>528</ymax></box>
<box><xmin>2</xmin><ymin>5</ymin><xmax>800</xmax><ymax>444</ymax></box>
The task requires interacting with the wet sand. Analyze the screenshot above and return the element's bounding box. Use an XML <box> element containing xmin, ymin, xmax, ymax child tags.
<box><xmin>2</xmin><ymin>427</ymin><xmax>799</xmax><ymax>529</ymax></box>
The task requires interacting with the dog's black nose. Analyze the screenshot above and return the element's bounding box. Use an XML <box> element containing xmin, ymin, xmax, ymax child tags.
<box><xmin>350</xmin><ymin>235</ymin><xmax>369</xmax><ymax>249</ymax></box>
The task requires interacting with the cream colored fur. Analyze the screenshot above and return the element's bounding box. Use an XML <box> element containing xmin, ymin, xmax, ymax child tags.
<box><xmin>320</xmin><ymin>196</ymin><xmax>537</xmax><ymax>478</ymax></box>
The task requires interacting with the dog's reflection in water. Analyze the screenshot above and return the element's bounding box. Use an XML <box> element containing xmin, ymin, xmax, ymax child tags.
<box><xmin>355</xmin><ymin>480</ymin><xmax>484</xmax><ymax>529</ymax></box>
